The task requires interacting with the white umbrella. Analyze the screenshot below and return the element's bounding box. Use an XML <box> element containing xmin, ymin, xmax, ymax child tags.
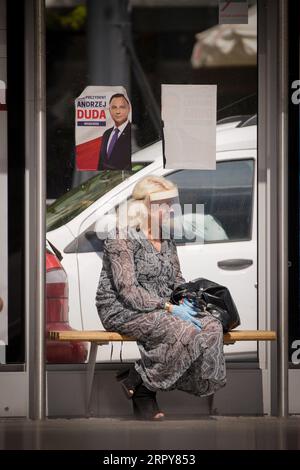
<box><xmin>191</xmin><ymin>4</ymin><xmax>257</xmax><ymax>68</ymax></box>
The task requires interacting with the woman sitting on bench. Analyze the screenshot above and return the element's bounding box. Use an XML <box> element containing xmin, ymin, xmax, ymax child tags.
<box><xmin>95</xmin><ymin>175</ymin><xmax>226</xmax><ymax>420</ymax></box>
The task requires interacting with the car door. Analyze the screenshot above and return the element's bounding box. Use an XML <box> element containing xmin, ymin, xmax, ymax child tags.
<box><xmin>164</xmin><ymin>152</ymin><xmax>257</xmax><ymax>357</ymax></box>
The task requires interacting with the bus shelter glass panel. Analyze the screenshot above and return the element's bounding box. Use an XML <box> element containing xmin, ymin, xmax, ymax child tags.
<box><xmin>45</xmin><ymin>0</ymin><xmax>258</xmax><ymax>363</ymax></box>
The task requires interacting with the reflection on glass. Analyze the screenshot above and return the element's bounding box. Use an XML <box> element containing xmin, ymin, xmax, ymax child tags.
<box><xmin>46</xmin><ymin>1</ymin><xmax>257</xmax><ymax>199</ymax></box>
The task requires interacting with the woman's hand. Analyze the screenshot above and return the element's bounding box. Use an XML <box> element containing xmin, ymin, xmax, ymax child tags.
<box><xmin>170</xmin><ymin>302</ymin><xmax>202</xmax><ymax>330</ymax></box>
<box><xmin>181</xmin><ymin>298</ymin><xmax>199</xmax><ymax>315</ymax></box>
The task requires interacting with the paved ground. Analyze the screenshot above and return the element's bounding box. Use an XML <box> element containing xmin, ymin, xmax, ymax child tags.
<box><xmin>0</xmin><ymin>416</ymin><xmax>299</xmax><ymax>450</ymax></box>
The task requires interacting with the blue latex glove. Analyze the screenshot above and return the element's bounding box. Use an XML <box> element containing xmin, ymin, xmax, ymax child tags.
<box><xmin>171</xmin><ymin>302</ymin><xmax>202</xmax><ymax>330</ymax></box>
<box><xmin>182</xmin><ymin>298</ymin><xmax>198</xmax><ymax>315</ymax></box>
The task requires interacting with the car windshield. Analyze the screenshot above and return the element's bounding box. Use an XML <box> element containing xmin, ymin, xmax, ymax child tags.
<box><xmin>46</xmin><ymin>163</ymin><xmax>148</xmax><ymax>232</ymax></box>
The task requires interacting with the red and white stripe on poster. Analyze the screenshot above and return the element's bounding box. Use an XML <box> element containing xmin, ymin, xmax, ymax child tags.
<box><xmin>75</xmin><ymin>86</ymin><xmax>131</xmax><ymax>171</ymax></box>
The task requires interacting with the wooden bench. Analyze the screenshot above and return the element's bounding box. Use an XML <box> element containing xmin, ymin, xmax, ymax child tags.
<box><xmin>48</xmin><ymin>329</ymin><xmax>276</xmax><ymax>416</ymax></box>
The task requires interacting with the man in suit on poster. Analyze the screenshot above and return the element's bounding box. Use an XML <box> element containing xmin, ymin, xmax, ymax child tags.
<box><xmin>98</xmin><ymin>93</ymin><xmax>131</xmax><ymax>170</ymax></box>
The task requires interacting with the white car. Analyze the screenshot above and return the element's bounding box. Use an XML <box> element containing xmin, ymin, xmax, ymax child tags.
<box><xmin>47</xmin><ymin>121</ymin><xmax>257</xmax><ymax>361</ymax></box>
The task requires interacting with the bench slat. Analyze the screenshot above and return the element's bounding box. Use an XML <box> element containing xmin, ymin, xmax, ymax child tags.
<box><xmin>48</xmin><ymin>331</ymin><xmax>133</xmax><ymax>342</ymax></box>
<box><xmin>48</xmin><ymin>329</ymin><xmax>276</xmax><ymax>344</ymax></box>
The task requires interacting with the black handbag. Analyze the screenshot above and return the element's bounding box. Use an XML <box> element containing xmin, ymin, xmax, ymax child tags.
<box><xmin>170</xmin><ymin>277</ymin><xmax>240</xmax><ymax>333</ymax></box>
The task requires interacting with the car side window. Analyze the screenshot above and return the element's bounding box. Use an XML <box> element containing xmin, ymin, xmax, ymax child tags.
<box><xmin>165</xmin><ymin>159</ymin><xmax>254</xmax><ymax>244</ymax></box>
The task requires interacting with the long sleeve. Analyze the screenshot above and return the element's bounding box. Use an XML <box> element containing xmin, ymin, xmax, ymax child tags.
<box><xmin>104</xmin><ymin>237</ymin><xmax>165</xmax><ymax>312</ymax></box>
<box><xmin>170</xmin><ymin>241</ymin><xmax>186</xmax><ymax>289</ymax></box>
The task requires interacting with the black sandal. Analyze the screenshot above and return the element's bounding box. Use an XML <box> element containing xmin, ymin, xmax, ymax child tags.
<box><xmin>132</xmin><ymin>383</ymin><xmax>165</xmax><ymax>421</ymax></box>
<box><xmin>116</xmin><ymin>365</ymin><xmax>142</xmax><ymax>399</ymax></box>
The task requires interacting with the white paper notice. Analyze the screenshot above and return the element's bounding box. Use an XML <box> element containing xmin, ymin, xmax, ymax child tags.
<box><xmin>219</xmin><ymin>0</ymin><xmax>248</xmax><ymax>25</ymax></box>
<box><xmin>162</xmin><ymin>84</ymin><xmax>216</xmax><ymax>170</ymax></box>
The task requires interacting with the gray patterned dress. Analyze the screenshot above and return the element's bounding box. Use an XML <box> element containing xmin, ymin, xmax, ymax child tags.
<box><xmin>95</xmin><ymin>227</ymin><xmax>226</xmax><ymax>397</ymax></box>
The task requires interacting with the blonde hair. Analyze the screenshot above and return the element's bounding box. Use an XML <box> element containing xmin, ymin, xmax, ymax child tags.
<box><xmin>123</xmin><ymin>175</ymin><xmax>177</xmax><ymax>230</ymax></box>
<box><xmin>132</xmin><ymin>175</ymin><xmax>176</xmax><ymax>200</ymax></box>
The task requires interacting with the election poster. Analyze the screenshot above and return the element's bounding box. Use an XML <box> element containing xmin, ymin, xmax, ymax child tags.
<box><xmin>75</xmin><ymin>86</ymin><xmax>132</xmax><ymax>171</ymax></box>
<box><xmin>161</xmin><ymin>84</ymin><xmax>217</xmax><ymax>170</ymax></box>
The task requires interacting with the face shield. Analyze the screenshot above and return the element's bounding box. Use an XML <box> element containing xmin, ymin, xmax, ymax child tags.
<box><xmin>149</xmin><ymin>188</ymin><xmax>183</xmax><ymax>240</ymax></box>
